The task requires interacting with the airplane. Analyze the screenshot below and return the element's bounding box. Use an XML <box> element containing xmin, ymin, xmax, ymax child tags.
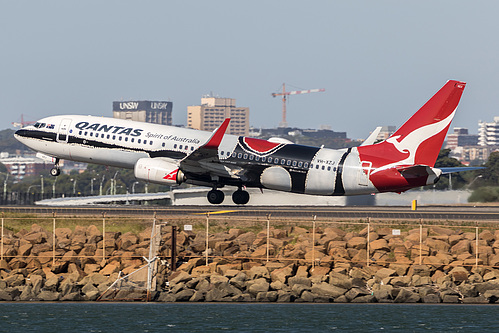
<box><xmin>14</xmin><ymin>80</ymin><xmax>479</xmax><ymax>205</ymax></box>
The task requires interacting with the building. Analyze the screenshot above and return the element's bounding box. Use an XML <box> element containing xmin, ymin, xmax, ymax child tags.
<box><xmin>375</xmin><ymin>126</ymin><xmax>396</xmax><ymax>141</ymax></box>
<box><xmin>445</xmin><ymin>127</ymin><xmax>479</xmax><ymax>149</ymax></box>
<box><xmin>478</xmin><ymin>117</ymin><xmax>499</xmax><ymax>146</ymax></box>
<box><xmin>0</xmin><ymin>152</ymin><xmax>51</xmax><ymax>182</ymax></box>
<box><xmin>187</xmin><ymin>96</ymin><xmax>249</xmax><ymax>136</ymax></box>
<box><xmin>113</xmin><ymin>101</ymin><xmax>172</xmax><ymax>125</ymax></box>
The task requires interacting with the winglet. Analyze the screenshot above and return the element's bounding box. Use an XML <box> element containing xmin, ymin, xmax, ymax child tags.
<box><xmin>203</xmin><ymin>118</ymin><xmax>230</xmax><ymax>149</ymax></box>
<box><xmin>360</xmin><ymin>127</ymin><xmax>382</xmax><ymax>146</ymax></box>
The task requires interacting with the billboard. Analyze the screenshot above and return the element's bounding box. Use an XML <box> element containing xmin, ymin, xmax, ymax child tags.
<box><xmin>113</xmin><ymin>101</ymin><xmax>172</xmax><ymax>113</ymax></box>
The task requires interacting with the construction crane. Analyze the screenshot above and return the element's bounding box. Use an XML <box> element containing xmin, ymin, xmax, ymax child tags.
<box><xmin>272</xmin><ymin>83</ymin><xmax>325</xmax><ymax>128</ymax></box>
<box><xmin>12</xmin><ymin>114</ymin><xmax>35</xmax><ymax>128</ymax></box>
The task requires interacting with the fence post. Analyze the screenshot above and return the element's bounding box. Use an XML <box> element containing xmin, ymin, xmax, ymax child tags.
<box><xmin>419</xmin><ymin>219</ymin><xmax>423</xmax><ymax>265</ymax></box>
<box><xmin>1</xmin><ymin>212</ymin><xmax>4</xmax><ymax>261</ymax></box>
<box><xmin>171</xmin><ymin>225</ymin><xmax>177</xmax><ymax>271</ymax></box>
<box><xmin>205</xmin><ymin>212</ymin><xmax>209</xmax><ymax>266</ymax></box>
<box><xmin>367</xmin><ymin>217</ymin><xmax>370</xmax><ymax>267</ymax></box>
<box><xmin>52</xmin><ymin>212</ymin><xmax>56</xmax><ymax>266</ymax></box>
<box><xmin>475</xmin><ymin>225</ymin><xmax>479</xmax><ymax>269</ymax></box>
<box><xmin>312</xmin><ymin>215</ymin><xmax>316</xmax><ymax>271</ymax></box>
<box><xmin>266</xmin><ymin>214</ymin><xmax>270</xmax><ymax>263</ymax></box>
<box><xmin>102</xmin><ymin>212</ymin><xmax>106</xmax><ymax>263</ymax></box>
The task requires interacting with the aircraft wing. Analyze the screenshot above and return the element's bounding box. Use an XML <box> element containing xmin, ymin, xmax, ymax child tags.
<box><xmin>179</xmin><ymin>118</ymin><xmax>238</xmax><ymax>177</ymax></box>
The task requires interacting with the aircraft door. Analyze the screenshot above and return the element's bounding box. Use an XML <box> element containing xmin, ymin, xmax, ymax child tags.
<box><xmin>358</xmin><ymin>161</ymin><xmax>372</xmax><ymax>186</ymax></box>
<box><xmin>57</xmin><ymin>118</ymin><xmax>72</xmax><ymax>143</ymax></box>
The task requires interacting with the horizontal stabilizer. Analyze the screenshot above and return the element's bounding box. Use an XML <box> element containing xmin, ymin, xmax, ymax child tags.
<box><xmin>439</xmin><ymin>166</ymin><xmax>485</xmax><ymax>174</ymax></box>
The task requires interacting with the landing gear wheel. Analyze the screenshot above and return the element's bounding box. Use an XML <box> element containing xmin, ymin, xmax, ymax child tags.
<box><xmin>50</xmin><ymin>167</ymin><xmax>61</xmax><ymax>177</ymax></box>
<box><xmin>232</xmin><ymin>190</ymin><xmax>250</xmax><ymax>205</ymax></box>
<box><xmin>207</xmin><ymin>189</ymin><xmax>225</xmax><ymax>204</ymax></box>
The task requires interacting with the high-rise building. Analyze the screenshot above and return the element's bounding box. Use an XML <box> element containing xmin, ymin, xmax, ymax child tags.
<box><xmin>187</xmin><ymin>96</ymin><xmax>249</xmax><ymax>136</ymax></box>
<box><xmin>113</xmin><ymin>101</ymin><xmax>172</xmax><ymax>125</ymax></box>
<box><xmin>445</xmin><ymin>127</ymin><xmax>478</xmax><ymax>149</ymax></box>
<box><xmin>478</xmin><ymin>117</ymin><xmax>499</xmax><ymax>146</ymax></box>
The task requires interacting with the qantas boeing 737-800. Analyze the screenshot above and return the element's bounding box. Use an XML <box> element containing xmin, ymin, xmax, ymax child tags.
<box><xmin>14</xmin><ymin>80</ymin><xmax>478</xmax><ymax>205</ymax></box>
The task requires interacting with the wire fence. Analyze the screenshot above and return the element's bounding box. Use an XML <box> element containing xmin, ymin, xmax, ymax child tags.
<box><xmin>1</xmin><ymin>212</ymin><xmax>499</xmax><ymax>272</ymax></box>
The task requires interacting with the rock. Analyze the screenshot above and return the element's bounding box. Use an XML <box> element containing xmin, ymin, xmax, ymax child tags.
<box><xmin>60</xmin><ymin>292</ymin><xmax>84</xmax><ymax>301</ymax></box>
<box><xmin>372</xmin><ymin>284</ymin><xmax>393</xmax><ymax>302</ymax></box>
<box><xmin>345</xmin><ymin>287</ymin><xmax>370</xmax><ymax>301</ymax></box>
<box><xmin>369</xmin><ymin>239</ymin><xmax>389</xmax><ymax>253</ymax></box>
<box><xmin>256</xmin><ymin>291</ymin><xmax>278</xmax><ymax>302</ymax></box>
<box><xmin>374</xmin><ymin>268</ymin><xmax>396</xmax><ymax>280</ymax></box>
<box><xmin>169</xmin><ymin>271</ymin><xmax>192</xmax><ymax>284</ymax></box>
<box><xmin>189</xmin><ymin>290</ymin><xmax>205</xmax><ymax>302</ymax></box>
<box><xmin>449</xmin><ymin>267</ymin><xmax>469</xmax><ymax>283</ymax></box>
<box><xmin>38</xmin><ymin>290</ymin><xmax>60</xmax><ymax>301</ymax></box>
<box><xmin>394</xmin><ymin>288</ymin><xmax>420</xmax><ymax>303</ymax></box>
<box><xmin>247</xmin><ymin>278</ymin><xmax>269</xmax><ymax>296</ymax></box>
<box><xmin>422</xmin><ymin>294</ymin><xmax>441</xmax><ymax>303</ymax></box>
<box><xmin>442</xmin><ymin>294</ymin><xmax>460</xmax><ymax>303</ymax></box>
<box><xmin>249</xmin><ymin>266</ymin><xmax>270</xmax><ymax>280</ymax></box>
<box><xmin>483</xmin><ymin>289</ymin><xmax>499</xmax><ymax>303</ymax></box>
<box><xmin>175</xmin><ymin>289</ymin><xmax>195</xmax><ymax>302</ymax></box>
<box><xmin>329</xmin><ymin>271</ymin><xmax>352</xmax><ymax>290</ymax></box>
<box><xmin>271</xmin><ymin>266</ymin><xmax>293</xmax><ymax>284</ymax></box>
<box><xmin>347</xmin><ymin>237</ymin><xmax>367</xmax><ymax>250</ymax></box>
<box><xmin>288</xmin><ymin>276</ymin><xmax>312</xmax><ymax>288</ymax></box>
<box><xmin>276</xmin><ymin>290</ymin><xmax>294</xmax><ymax>302</ymax></box>
<box><xmin>19</xmin><ymin>285</ymin><xmax>36</xmax><ymax>301</ymax></box>
<box><xmin>311</xmin><ymin>282</ymin><xmax>346</xmax><ymax>299</ymax></box>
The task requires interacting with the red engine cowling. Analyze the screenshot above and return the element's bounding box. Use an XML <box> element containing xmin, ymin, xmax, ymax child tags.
<box><xmin>134</xmin><ymin>158</ymin><xmax>185</xmax><ymax>185</ymax></box>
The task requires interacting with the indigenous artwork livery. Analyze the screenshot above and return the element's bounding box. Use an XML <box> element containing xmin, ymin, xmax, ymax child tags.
<box><xmin>15</xmin><ymin>80</ymin><xmax>473</xmax><ymax>205</ymax></box>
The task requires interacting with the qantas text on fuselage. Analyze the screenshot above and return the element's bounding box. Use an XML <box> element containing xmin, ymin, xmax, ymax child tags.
<box><xmin>15</xmin><ymin>80</ymin><xmax>475</xmax><ymax>205</ymax></box>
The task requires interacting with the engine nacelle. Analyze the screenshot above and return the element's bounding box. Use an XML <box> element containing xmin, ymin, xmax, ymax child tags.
<box><xmin>134</xmin><ymin>158</ymin><xmax>185</xmax><ymax>185</ymax></box>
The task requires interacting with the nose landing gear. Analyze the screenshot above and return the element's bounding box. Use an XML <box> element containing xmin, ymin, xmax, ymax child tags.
<box><xmin>50</xmin><ymin>158</ymin><xmax>61</xmax><ymax>177</ymax></box>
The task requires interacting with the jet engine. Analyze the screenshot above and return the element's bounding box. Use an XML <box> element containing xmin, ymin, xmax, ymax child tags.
<box><xmin>134</xmin><ymin>158</ymin><xmax>185</xmax><ymax>185</ymax></box>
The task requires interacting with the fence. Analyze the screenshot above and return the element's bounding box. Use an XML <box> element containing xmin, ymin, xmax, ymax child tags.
<box><xmin>1</xmin><ymin>212</ymin><xmax>498</xmax><ymax>273</ymax></box>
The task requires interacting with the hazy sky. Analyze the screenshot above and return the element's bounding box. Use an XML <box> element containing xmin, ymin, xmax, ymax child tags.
<box><xmin>2</xmin><ymin>1</ymin><xmax>499</xmax><ymax>139</ymax></box>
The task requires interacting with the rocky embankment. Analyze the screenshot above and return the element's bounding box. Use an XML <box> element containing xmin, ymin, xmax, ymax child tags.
<box><xmin>1</xmin><ymin>223</ymin><xmax>499</xmax><ymax>303</ymax></box>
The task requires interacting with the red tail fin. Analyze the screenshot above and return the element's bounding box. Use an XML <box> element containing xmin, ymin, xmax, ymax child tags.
<box><xmin>388</xmin><ymin>80</ymin><xmax>466</xmax><ymax>166</ymax></box>
<box><xmin>358</xmin><ymin>80</ymin><xmax>466</xmax><ymax>170</ymax></box>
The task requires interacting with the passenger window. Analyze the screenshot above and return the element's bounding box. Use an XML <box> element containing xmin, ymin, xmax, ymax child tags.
<box><xmin>162</xmin><ymin>142</ymin><xmax>165</xmax><ymax>147</ymax></box>
<box><xmin>90</xmin><ymin>132</ymin><xmax>93</xmax><ymax>137</ymax></box>
<box><xmin>327</xmin><ymin>166</ymin><xmax>331</xmax><ymax>171</ymax></box>
<box><xmin>101</xmin><ymin>134</ymin><xmax>104</xmax><ymax>138</ymax></box>
<box><xmin>84</xmin><ymin>132</ymin><xmax>88</xmax><ymax>136</ymax></box>
<box><xmin>267</xmin><ymin>157</ymin><xmax>271</xmax><ymax>163</ymax></box>
<box><xmin>304</xmin><ymin>162</ymin><xmax>309</xmax><ymax>168</ymax></box>
<box><xmin>191</xmin><ymin>147</ymin><xmax>194</xmax><ymax>151</ymax></box>
<box><xmin>243</xmin><ymin>154</ymin><xmax>248</xmax><ymax>159</ymax></box>
<box><xmin>131</xmin><ymin>138</ymin><xmax>134</xmax><ymax>143</ymax></box>
<box><xmin>112</xmin><ymin>135</ymin><xmax>116</xmax><ymax>140</ymax></box>
<box><xmin>275</xmin><ymin>159</ymin><xmax>279</xmax><ymax>164</ymax></box>
<box><xmin>119</xmin><ymin>137</ymin><xmax>122</xmax><ymax>141</ymax></box>
<box><xmin>179</xmin><ymin>145</ymin><xmax>183</xmax><ymax>149</ymax></box>
<box><xmin>185</xmin><ymin>146</ymin><xmax>188</xmax><ymax>150</ymax></box>
<box><xmin>144</xmin><ymin>140</ymin><xmax>147</xmax><ymax>145</ymax></box>
<box><xmin>255</xmin><ymin>156</ymin><xmax>260</xmax><ymax>161</ymax></box>
<box><xmin>173</xmin><ymin>143</ymin><xmax>176</xmax><ymax>148</ymax></box>
<box><xmin>125</xmin><ymin>137</ymin><xmax>128</xmax><ymax>142</ymax></box>
<box><xmin>138</xmin><ymin>139</ymin><xmax>142</xmax><ymax>143</ymax></box>
<box><xmin>292</xmin><ymin>161</ymin><xmax>296</xmax><ymax>167</ymax></box>
<box><xmin>107</xmin><ymin>135</ymin><xmax>110</xmax><ymax>139</ymax></box>
<box><xmin>287</xmin><ymin>160</ymin><xmax>291</xmax><ymax>166</ymax></box>
<box><xmin>79</xmin><ymin>131</ymin><xmax>82</xmax><ymax>135</ymax></box>
<box><xmin>281</xmin><ymin>159</ymin><xmax>285</xmax><ymax>165</ymax></box>
<box><xmin>298</xmin><ymin>161</ymin><xmax>303</xmax><ymax>167</ymax></box>
<box><xmin>334</xmin><ymin>167</ymin><xmax>337</xmax><ymax>172</ymax></box>
<box><xmin>232</xmin><ymin>152</ymin><xmax>236</xmax><ymax>157</ymax></box>
<box><xmin>249</xmin><ymin>155</ymin><xmax>254</xmax><ymax>160</ymax></box>
<box><xmin>150</xmin><ymin>141</ymin><xmax>153</xmax><ymax>145</ymax></box>
<box><xmin>237</xmin><ymin>153</ymin><xmax>242</xmax><ymax>158</ymax></box>
<box><xmin>322</xmin><ymin>165</ymin><xmax>325</xmax><ymax>170</ymax></box>
<box><xmin>316</xmin><ymin>165</ymin><xmax>319</xmax><ymax>169</ymax></box>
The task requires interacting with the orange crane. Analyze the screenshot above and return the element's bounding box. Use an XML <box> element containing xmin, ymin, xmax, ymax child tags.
<box><xmin>272</xmin><ymin>83</ymin><xmax>325</xmax><ymax>127</ymax></box>
<box><xmin>12</xmin><ymin>114</ymin><xmax>35</xmax><ymax>128</ymax></box>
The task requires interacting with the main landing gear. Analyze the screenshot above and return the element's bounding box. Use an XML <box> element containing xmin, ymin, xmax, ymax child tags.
<box><xmin>206</xmin><ymin>187</ymin><xmax>250</xmax><ymax>205</ymax></box>
<box><xmin>50</xmin><ymin>158</ymin><xmax>61</xmax><ymax>176</ymax></box>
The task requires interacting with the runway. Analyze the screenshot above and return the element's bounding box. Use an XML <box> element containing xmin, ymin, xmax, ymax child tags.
<box><xmin>1</xmin><ymin>204</ymin><xmax>498</xmax><ymax>222</ymax></box>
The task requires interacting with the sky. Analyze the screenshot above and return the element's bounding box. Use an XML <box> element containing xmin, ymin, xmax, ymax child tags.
<box><xmin>2</xmin><ymin>1</ymin><xmax>499</xmax><ymax>139</ymax></box>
